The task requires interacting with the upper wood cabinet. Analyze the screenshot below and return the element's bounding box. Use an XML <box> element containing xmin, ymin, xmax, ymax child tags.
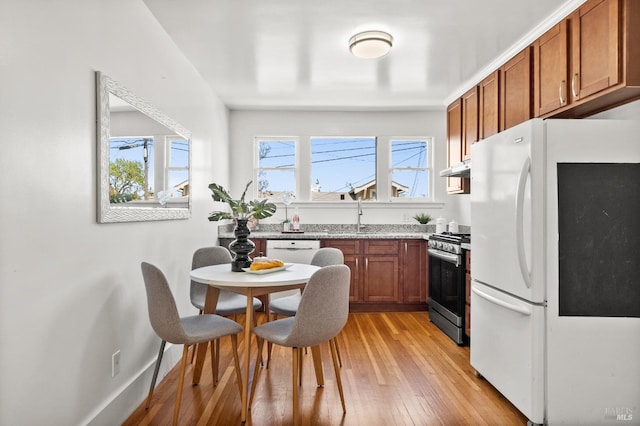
<box><xmin>533</xmin><ymin>20</ymin><xmax>570</xmax><ymax>116</ymax></box>
<box><xmin>446</xmin><ymin>99</ymin><xmax>469</xmax><ymax>194</ymax></box>
<box><xmin>462</xmin><ymin>86</ymin><xmax>479</xmax><ymax>161</ymax></box>
<box><xmin>479</xmin><ymin>70</ymin><xmax>500</xmax><ymax>140</ymax></box>
<box><xmin>570</xmin><ymin>0</ymin><xmax>621</xmax><ymax>101</ymax></box>
<box><xmin>500</xmin><ymin>47</ymin><xmax>533</xmax><ymax>131</ymax></box>
<box><xmin>534</xmin><ymin>0</ymin><xmax>640</xmax><ymax>118</ymax></box>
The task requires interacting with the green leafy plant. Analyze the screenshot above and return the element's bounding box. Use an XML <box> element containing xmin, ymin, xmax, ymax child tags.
<box><xmin>412</xmin><ymin>212</ymin><xmax>432</xmax><ymax>224</ymax></box>
<box><xmin>208</xmin><ymin>180</ymin><xmax>277</xmax><ymax>221</ymax></box>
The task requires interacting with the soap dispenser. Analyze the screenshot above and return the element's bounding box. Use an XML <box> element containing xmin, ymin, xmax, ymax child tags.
<box><xmin>292</xmin><ymin>208</ymin><xmax>301</xmax><ymax>231</ymax></box>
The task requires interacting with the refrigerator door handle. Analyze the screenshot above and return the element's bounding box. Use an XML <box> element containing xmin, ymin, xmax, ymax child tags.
<box><xmin>472</xmin><ymin>286</ymin><xmax>532</xmax><ymax>316</ymax></box>
<box><xmin>515</xmin><ymin>156</ymin><xmax>532</xmax><ymax>288</ymax></box>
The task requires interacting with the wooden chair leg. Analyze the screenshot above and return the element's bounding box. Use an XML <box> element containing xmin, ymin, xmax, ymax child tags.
<box><xmin>292</xmin><ymin>347</ymin><xmax>300</xmax><ymax>426</ymax></box>
<box><xmin>310</xmin><ymin>346</ymin><xmax>324</xmax><ymax>387</ymax></box>
<box><xmin>298</xmin><ymin>348</ymin><xmax>303</xmax><ymax>386</ymax></box>
<box><xmin>266</xmin><ymin>311</ymin><xmax>276</xmax><ymax>368</ymax></box>
<box><xmin>333</xmin><ymin>336</ymin><xmax>343</xmax><ymax>367</ymax></box>
<box><xmin>330</xmin><ymin>339</ymin><xmax>346</xmax><ymax>413</ymax></box>
<box><xmin>249</xmin><ymin>337</ymin><xmax>265</xmax><ymax>408</ymax></box>
<box><xmin>145</xmin><ymin>339</ymin><xmax>166</xmax><ymax>409</ymax></box>
<box><xmin>210</xmin><ymin>339</ymin><xmax>219</xmax><ymax>386</ymax></box>
<box><xmin>173</xmin><ymin>346</ymin><xmax>190</xmax><ymax>426</ymax></box>
<box><xmin>230</xmin><ymin>334</ymin><xmax>243</xmax><ymax>398</ymax></box>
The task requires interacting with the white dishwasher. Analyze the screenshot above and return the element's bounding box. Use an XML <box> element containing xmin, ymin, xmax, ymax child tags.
<box><xmin>266</xmin><ymin>240</ymin><xmax>320</xmax><ymax>300</ymax></box>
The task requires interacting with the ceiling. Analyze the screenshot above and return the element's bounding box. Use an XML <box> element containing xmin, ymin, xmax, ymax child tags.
<box><xmin>142</xmin><ymin>0</ymin><xmax>582</xmax><ymax>111</ymax></box>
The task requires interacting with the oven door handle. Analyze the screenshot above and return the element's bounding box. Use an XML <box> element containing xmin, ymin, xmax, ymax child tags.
<box><xmin>428</xmin><ymin>248</ymin><xmax>461</xmax><ymax>267</ymax></box>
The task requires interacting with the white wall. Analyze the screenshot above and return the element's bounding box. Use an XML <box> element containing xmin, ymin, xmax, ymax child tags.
<box><xmin>229</xmin><ymin>110</ymin><xmax>471</xmax><ymax>226</ymax></box>
<box><xmin>0</xmin><ymin>1</ymin><xmax>229</xmax><ymax>424</ymax></box>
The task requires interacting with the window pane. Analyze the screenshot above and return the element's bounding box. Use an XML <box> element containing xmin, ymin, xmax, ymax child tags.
<box><xmin>392</xmin><ymin>140</ymin><xmax>427</xmax><ymax>168</ymax></box>
<box><xmin>257</xmin><ymin>139</ymin><xmax>296</xmax><ymax>197</ymax></box>
<box><xmin>311</xmin><ymin>137</ymin><xmax>376</xmax><ymax>200</ymax></box>
<box><xmin>391</xmin><ymin>140</ymin><xmax>429</xmax><ymax>199</ymax></box>
<box><xmin>169</xmin><ymin>137</ymin><xmax>189</xmax><ymax>167</ymax></box>
<box><xmin>258</xmin><ymin>140</ymin><xmax>295</xmax><ymax>168</ymax></box>
<box><xmin>168</xmin><ymin>170</ymin><xmax>189</xmax><ymax>198</ymax></box>
<box><xmin>257</xmin><ymin>170</ymin><xmax>295</xmax><ymax>198</ymax></box>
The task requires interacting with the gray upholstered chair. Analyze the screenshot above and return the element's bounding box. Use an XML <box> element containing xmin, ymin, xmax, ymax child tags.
<box><xmin>141</xmin><ymin>262</ymin><xmax>243</xmax><ymax>426</ymax></box>
<box><xmin>269</xmin><ymin>247</ymin><xmax>344</xmax><ymax>317</ymax></box>
<box><xmin>249</xmin><ymin>264</ymin><xmax>351</xmax><ymax>425</ymax></box>
<box><xmin>190</xmin><ymin>246</ymin><xmax>263</xmax><ymax>319</ymax></box>
<box><xmin>147</xmin><ymin>246</ymin><xmax>262</xmax><ymax>402</ymax></box>
<box><xmin>268</xmin><ymin>247</ymin><xmax>345</xmax><ymax>366</ymax></box>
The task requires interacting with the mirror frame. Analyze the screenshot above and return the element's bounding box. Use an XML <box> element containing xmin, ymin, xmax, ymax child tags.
<box><xmin>96</xmin><ymin>71</ymin><xmax>192</xmax><ymax>223</ymax></box>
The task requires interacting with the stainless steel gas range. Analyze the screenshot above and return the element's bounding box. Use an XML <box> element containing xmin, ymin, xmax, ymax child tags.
<box><xmin>427</xmin><ymin>232</ymin><xmax>470</xmax><ymax>345</ymax></box>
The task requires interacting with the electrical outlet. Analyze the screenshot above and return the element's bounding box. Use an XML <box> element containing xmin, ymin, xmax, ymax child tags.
<box><xmin>112</xmin><ymin>350</ymin><xmax>121</xmax><ymax>377</ymax></box>
<box><xmin>403</xmin><ymin>214</ymin><xmax>413</xmax><ymax>223</ymax></box>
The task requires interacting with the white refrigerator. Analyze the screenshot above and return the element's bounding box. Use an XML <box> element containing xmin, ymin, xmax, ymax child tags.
<box><xmin>470</xmin><ymin>118</ymin><xmax>640</xmax><ymax>425</ymax></box>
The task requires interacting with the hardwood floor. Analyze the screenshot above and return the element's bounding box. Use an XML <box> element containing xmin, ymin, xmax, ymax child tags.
<box><xmin>124</xmin><ymin>312</ymin><xmax>527</xmax><ymax>425</ymax></box>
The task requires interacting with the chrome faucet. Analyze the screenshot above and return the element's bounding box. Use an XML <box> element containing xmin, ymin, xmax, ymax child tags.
<box><xmin>356</xmin><ymin>197</ymin><xmax>364</xmax><ymax>232</ymax></box>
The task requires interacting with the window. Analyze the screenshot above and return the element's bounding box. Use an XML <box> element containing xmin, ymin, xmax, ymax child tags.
<box><xmin>252</xmin><ymin>135</ymin><xmax>433</xmax><ymax>203</ymax></box>
<box><xmin>255</xmin><ymin>137</ymin><xmax>297</xmax><ymax>199</ymax></box>
<box><xmin>311</xmin><ymin>136</ymin><xmax>377</xmax><ymax>201</ymax></box>
<box><xmin>390</xmin><ymin>138</ymin><xmax>431</xmax><ymax>199</ymax></box>
<box><xmin>166</xmin><ymin>136</ymin><xmax>190</xmax><ymax>198</ymax></box>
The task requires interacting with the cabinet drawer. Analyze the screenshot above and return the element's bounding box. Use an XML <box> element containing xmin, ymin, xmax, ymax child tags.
<box><xmin>322</xmin><ymin>239</ymin><xmax>360</xmax><ymax>255</ymax></box>
<box><xmin>465</xmin><ymin>250</ymin><xmax>471</xmax><ymax>270</ymax></box>
<box><xmin>364</xmin><ymin>240</ymin><xmax>399</xmax><ymax>255</ymax></box>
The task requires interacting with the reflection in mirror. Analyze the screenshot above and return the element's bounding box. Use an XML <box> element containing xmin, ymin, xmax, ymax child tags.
<box><xmin>96</xmin><ymin>71</ymin><xmax>191</xmax><ymax>223</ymax></box>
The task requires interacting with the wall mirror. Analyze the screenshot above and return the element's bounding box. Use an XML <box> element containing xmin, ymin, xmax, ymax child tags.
<box><xmin>96</xmin><ymin>71</ymin><xmax>192</xmax><ymax>223</ymax></box>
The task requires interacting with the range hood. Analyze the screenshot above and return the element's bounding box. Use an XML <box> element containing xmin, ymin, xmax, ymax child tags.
<box><xmin>439</xmin><ymin>160</ymin><xmax>471</xmax><ymax>178</ymax></box>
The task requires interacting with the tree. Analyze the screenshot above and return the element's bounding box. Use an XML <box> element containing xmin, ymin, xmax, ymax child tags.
<box><xmin>109</xmin><ymin>158</ymin><xmax>145</xmax><ymax>202</ymax></box>
<box><xmin>257</xmin><ymin>143</ymin><xmax>271</xmax><ymax>194</ymax></box>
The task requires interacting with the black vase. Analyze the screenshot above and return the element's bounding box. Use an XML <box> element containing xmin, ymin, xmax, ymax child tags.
<box><xmin>229</xmin><ymin>218</ymin><xmax>255</xmax><ymax>272</ymax></box>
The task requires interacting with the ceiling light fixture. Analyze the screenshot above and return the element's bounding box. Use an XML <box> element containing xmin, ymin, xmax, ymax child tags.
<box><xmin>349</xmin><ymin>30</ymin><xmax>393</xmax><ymax>59</ymax></box>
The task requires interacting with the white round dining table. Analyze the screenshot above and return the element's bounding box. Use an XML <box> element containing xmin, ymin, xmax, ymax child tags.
<box><xmin>189</xmin><ymin>262</ymin><xmax>320</xmax><ymax>423</ymax></box>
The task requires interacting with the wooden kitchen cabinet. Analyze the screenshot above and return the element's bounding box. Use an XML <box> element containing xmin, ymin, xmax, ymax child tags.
<box><xmin>479</xmin><ymin>70</ymin><xmax>500</xmax><ymax>140</ymax></box>
<box><xmin>462</xmin><ymin>86</ymin><xmax>479</xmax><ymax>161</ymax></box>
<box><xmin>534</xmin><ymin>0</ymin><xmax>640</xmax><ymax>118</ymax></box>
<box><xmin>363</xmin><ymin>255</ymin><xmax>399</xmax><ymax>302</ymax></box>
<box><xmin>401</xmin><ymin>239</ymin><xmax>427</xmax><ymax>304</ymax></box>
<box><xmin>322</xmin><ymin>239</ymin><xmax>427</xmax><ymax>311</ymax></box>
<box><xmin>362</xmin><ymin>240</ymin><xmax>399</xmax><ymax>303</ymax></box>
<box><xmin>533</xmin><ymin>20</ymin><xmax>569</xmax><ymax>116</ymax></box>
<box><xmin>500</xmin><ymin>46</ymin><xmax>533</xmax><ymax>131</ymax></box>
<box><xmin>320</xmin><ymin>239</ymin><xmax>361</xmax><ymax>302</ymax></box>
<box><xmin>569</xmin><ymin>0</ymin><xmax>621</xmax><ymax>102</ymax></box>
<box><xmin>465</xmin><ymin>250</ymin><xmax>471</xmax><ymax>339</ymax></box>
<box><xmin>445</xmin><ymin>99</ymin><xmax>470</xmax><ymax>194</ymax></box>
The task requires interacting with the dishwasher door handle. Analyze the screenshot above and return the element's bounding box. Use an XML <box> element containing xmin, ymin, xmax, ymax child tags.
<box><xmin>272</xmin><ymin>247</ymin><xmax>315</xmax><ymax>251</ymax></box>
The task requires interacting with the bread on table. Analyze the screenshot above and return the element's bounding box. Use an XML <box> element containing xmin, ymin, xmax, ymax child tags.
<box><xmin>249</xmin><ymin>259</ymin><xmax>285</xmax><ymax>271</ymax></box>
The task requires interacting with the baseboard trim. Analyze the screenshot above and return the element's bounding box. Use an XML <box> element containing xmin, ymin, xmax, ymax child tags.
<box><xmin>84</xmin><ymin>342</ymin><xmax>182</xmax><ymax>426</ymax></box>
